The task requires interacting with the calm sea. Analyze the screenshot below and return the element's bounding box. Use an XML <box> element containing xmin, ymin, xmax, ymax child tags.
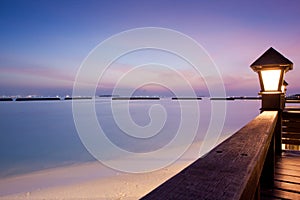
<box><xmin>0</xmin><ymin>98</ymin><xmax>260</xmax><ymax>178</ymax></box>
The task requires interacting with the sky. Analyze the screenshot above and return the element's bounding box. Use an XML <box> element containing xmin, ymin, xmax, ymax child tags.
<box><xmin>1</xmin><ymin>0</ymin><xmax>300</xmax><ymax>97</ymax></box>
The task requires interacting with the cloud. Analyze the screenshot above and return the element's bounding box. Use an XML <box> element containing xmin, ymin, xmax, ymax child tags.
<box><xmin>0</xmin><ymin>65</ymin><xmax>76</xmax><ymax>92</ymax></box>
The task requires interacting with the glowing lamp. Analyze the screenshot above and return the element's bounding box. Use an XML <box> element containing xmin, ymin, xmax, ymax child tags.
<box><xmin>256</xmin><ymin>67</ymin><xmax>285</xmax><ymax>93</ymax></box>
<box><xmin>250</xmin><ymin>48</ymin><xmax>294</xmax><ymax>157</ymax></box>
<box><xmin>250</xmin><ymin>47</ymin><xmax>293</xmax><ymax>94</ymax></box>
<box><xmin>281</xmin><ymin>80</ymin><xmax>288</xmax><ymax>93</ymax></box>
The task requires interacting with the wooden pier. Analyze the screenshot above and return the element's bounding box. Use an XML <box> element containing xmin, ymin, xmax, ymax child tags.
<box><xmin>282</xmin><ymin>107</ymin><xmax>300</xmax><ymax>147</ymax></box>
<box><xmin>261</xmin><ymin>150</ymin><xmax>300</xmax><ymax>199</ymax></box>
<box><xmin>261</xmin><ymin>107</ymin><xmax>300</xmax><ymax>199</ymax></box>
<box><xmin>141</xmin><ymin>106</ymin><xmax>300</xmax><ymax>199</ymax></box>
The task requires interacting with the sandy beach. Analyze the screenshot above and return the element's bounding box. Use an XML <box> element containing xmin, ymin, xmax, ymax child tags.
<box><xmin>0</xmin><ymin>158</ymin><xmax>193</xmax><ymax>200</ymax></box>
<box><xmin>0</xmin><ymin>138</ymin><xmax>229</xmax><ymax>200</ymax></box>
<box><xmin>0</xmin><ymin>131</ymin><xmax>230</xmax><ymax>200</ymax></box>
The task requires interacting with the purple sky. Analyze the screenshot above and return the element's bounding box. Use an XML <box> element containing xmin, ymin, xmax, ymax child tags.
<box><xmin>1</xmin><ymin>0</ymin><xmax>300</xmax><ymax>96</ymax></box>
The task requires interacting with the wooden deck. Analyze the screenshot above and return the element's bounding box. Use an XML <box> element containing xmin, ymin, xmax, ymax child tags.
<box><xmin>261</xmin><ymin>150</ymin><xmax>300</xmax><ymax>200</ymax></box>
<box><xmin>141</xmin><ymin>109</ymin><xmax>300</xmax><ymax>199</ymax></box>
<box><xmin>282</xmin><ymin>108</ymin><xmax>300</xmax><ymax>146</ymax></box>
<box><xmin>262</xmin><ymin>107</ymin><xmax>300</xmax><ymax>199</ymax></box>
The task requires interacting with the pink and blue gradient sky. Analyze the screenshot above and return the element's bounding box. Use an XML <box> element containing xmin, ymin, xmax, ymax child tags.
<box><xmin>1</xmin><ymin>0</ymin><xmax>300</xmax><ymax>96</ymax></box>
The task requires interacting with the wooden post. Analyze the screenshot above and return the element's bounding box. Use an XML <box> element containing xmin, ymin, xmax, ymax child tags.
<box><xmin>261</xmin><ymin>93</ymin><xmax>283</xmax><ymax>156</ymax></box>
<box><xmin>254</xmin><ymin>181</ymin><xmax>261</xmax><ymax>200</ymax></box>
<box><xmin>260</xmin><ymin>93</ymin><xmax>284</xmax><ymax>189</ymax></box>
<box><xmin>261</xmin><ymin>133</ymin><xmax>275</xmax><ymax>188</ymax></box>
<box><xmin>275</xmin><ymin>111</ymin><xmax>282</xmax><ymax>156</ymax></box>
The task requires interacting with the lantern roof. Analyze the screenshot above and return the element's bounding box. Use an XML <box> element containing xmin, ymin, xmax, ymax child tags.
<box><xmin>250</xmin><ymin>47</ymin><xmax>293</xmax><ymax>71</ymax></box>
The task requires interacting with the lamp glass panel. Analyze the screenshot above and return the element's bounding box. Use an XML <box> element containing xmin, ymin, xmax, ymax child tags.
<box><xmin>281</xmin><ymin>85</ymin><xmax>285</xmax><ymax>93</ymax></box>
<box><xmin>261</xmin><ymin>70</ymin><xmax>281</xmax><ymax>91</ymax></box>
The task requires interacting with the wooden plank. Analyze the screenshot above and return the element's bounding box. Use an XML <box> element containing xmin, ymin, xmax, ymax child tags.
<box><xmin>282</xmin><ymin>133</ymin><xmax>300</xmax><ymax>139</ymax></box>
<box><xmin>282</xmin><ymin>139</ymin><xmax>300</xmax><ymax>145</ymax></box>
<box><xmin>141</xmin><ymin>111</ymin><xmax>278</xmax><ymax>200</ymax></box>
<box><xmin>282</xmin><ymin>121</ymin><xmax>300</xmax><ymax>128</ymax></box>
<box><xmin>285</xmin><ymin>100</ymin><xmax>300</xmax><ymax>104</ymax></box>
<box><xmin>282</xmin><ymin>122</ymin><xmax>300</xmax><ymax>128</ymax></box>
<box><xmin>283</xmin><ymin>110</ymin><xmax>300</xmax><ymax>113</ymax></box>
<box><xmin>261</xmin><ymin>188</ymin><xmax>300</xmax><ymax>199</ymax></box>
<box><xmin>276</xmin><ymin>162</ymin><xmax>300</xmax><ymax>169</ymax></box>
<box><xmin>261</xmin><ymin>150</ymin><xmax>300</xmax><ymax>200</ymax></box>
<box><xmin>282</xmin><ymin>117</ymin><xmax>300</xmax><ymax>121</ymax></box>
<box><xmin>282</xmin><ymin>119</ymin><xmax>300</xmax><ymax>123</ymax></box>
<box><xmin>276</xmin><ymin>168</ymin><xmax>300</xmax><ymax>178</ymax></box>
<box><xmin>276</xmin><ymin>164</ymin><xmax>300</xmax><ymax>173</ymax></box>
<box><xmin>276</xmin><ymin>162</ymin><xmax>300</xmax><ymax>170</ymax></box>
<box><xmin>276</xmin><ymin>160</ymin><xmax>300</xmax><ymax>168</ymax></box>
<box><xmin>283</xmin><ymin>121</ymin><xmax>300</xmax><ymax>125</ymax></box>
<box><xmin>274</xmin><ymin>180</ymin><xmax>300</xmax><ymax>192</ymax></box>
<box><xmin>283</xmin><ymin>129</ymin><xmax>300</xmax><ymax>133</ymax></box>
<box><xmin>282</xmin><ymin>145</ymin><xmax>300</xmax><ymax>151</ymax></box>
<box><xmin>282</xmin><ymin>118</ymin><xmax>300</xmax><ymax>121</ymax></box>
<box><xmin>281</xmin><ymin>150</ymin><xmax>300</xmax><ymax>157</ymax></box>
<box><xmin>282</xmin><ymin>111</ymin><xmax>300</xmax><ymax>119</ymax></box>
<box><xmin>274</xmin><ymin>180</ymin><xmax>300</xmax><ymax>190</ymax></box>
<box><xmin>282</xmin><ymin>127</ymin><xmax>300</xmax><ymax>133</ymax></box>
<box><xmin>282</xmin><ymin>123</ymin><xmax>300</xmax><ymax>129</ymax></box>
<box><xmin>275</xmin><ymin>174</ymin><xmax>300</xmax><ymax>185</ymax></box>
<box><xmin>284</xmin><ymin>106</ymin><xmax>300</xmax><ymax>111</ymax></box>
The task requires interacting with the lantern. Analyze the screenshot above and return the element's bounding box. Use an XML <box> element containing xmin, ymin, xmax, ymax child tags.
<box><xmin>250</xmin><ymin>47</ymin><xmax>293</xmax><ymax>94</ymax></box>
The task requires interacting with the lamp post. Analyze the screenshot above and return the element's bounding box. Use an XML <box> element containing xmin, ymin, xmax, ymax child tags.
<box><xmin>250</xmin><ymin>47</ymin><xmax>293</xmax><ymax>188</ymax></box>
<box><xmin>251</xmin><ymin>47</ymin><xmax>293</xmax><ymax>154</ymax></box>
<box><xmin>250</xmin><ymin>47</ymin><xmax>293</xmax><ymax>111</ymax></box>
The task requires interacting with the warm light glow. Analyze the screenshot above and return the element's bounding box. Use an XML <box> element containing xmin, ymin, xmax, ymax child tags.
<box><xmin>281</xmin><ymin>85</ymin><xmax>286</xmax><ymax>93</ymax></box>
<box><xmin>261</xmin><ymin>70</ymin><xmax>281</xmax><ymax>91</ymax></box>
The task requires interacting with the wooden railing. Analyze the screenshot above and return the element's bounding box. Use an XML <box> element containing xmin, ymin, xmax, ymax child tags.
<box><xmin>141</xmin><ymin>111</ymin><xmax>279</xmax><ymax>200</ymax></box>
<box><xmin>285</xmin><ymin>99</ymin><xmax>300</xmax><ymax>104</ymax></box>
<box><xmin>282</xmin><ymin>108</ymin><xmax>300</xmax><ymax>146</ymax></box>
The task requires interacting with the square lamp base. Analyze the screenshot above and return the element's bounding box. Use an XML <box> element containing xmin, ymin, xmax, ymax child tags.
<box><xmin>261</xmin><ymin>93</ymin><xmax>285</xmax><ymax>111</ymax></box>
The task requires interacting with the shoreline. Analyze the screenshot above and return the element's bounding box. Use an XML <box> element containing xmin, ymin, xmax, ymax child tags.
<box><xmin>0</xmin><ymin>137</ymin><xmax>230</xmax><ymax>199</ymax></box>
<box><xmin>0</xmin><ymin>159</ymin><xmax>194</xmax><ymax>200</ymax></box>
<box><xmin>0</xmin><ymin>161</ymin><xmax>116</xmax><ymax>197</ymax></box>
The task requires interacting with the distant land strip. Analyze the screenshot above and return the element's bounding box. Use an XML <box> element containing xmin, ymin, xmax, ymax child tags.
<box><xmin>0</xmin><ymin>97</ymin><xmax>13</xmax><ymax>101</ymax></box>
<box><xmin>210</xmin><ymin>97</ymin><xmax>261</xmax><ymax>100</ymax></box>
<box><xmin>98</xmin><ymin>95</ymin><xmax>119</xmax><ymax>97</ymax></box>
<box><xmin>15</xmin><ymin>97</ymin><xmax>61</xmax><ymax>101</ymax></box>
<box><xmin>64</xmin><ymin>97</ymin><xmax>92</xmax><ymax>100</ymax></box>
<box><xmin>112</xmin><ymin>97</ymin><xmax>160</xmax><ymax>100</ymax></box>
<box><xmin>210</xmin><ymin>97</ymin><xmax>235</xmax><ymax>100</ymax></box>
<box><xmin>172</xmin><ymin>97</ymin><xmax>202</xmax><ymax>100</ymax></box>
<box><xmin>0</xmin><ymin>96</ymin><xmax>265</xmax><ymax>102</ymax></box>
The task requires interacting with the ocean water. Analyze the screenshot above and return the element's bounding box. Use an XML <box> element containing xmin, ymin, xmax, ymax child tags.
<box><xmin>0</xmin><ymin>98</ymin><xmax>260</xmax><ymax>178</ymax></box>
